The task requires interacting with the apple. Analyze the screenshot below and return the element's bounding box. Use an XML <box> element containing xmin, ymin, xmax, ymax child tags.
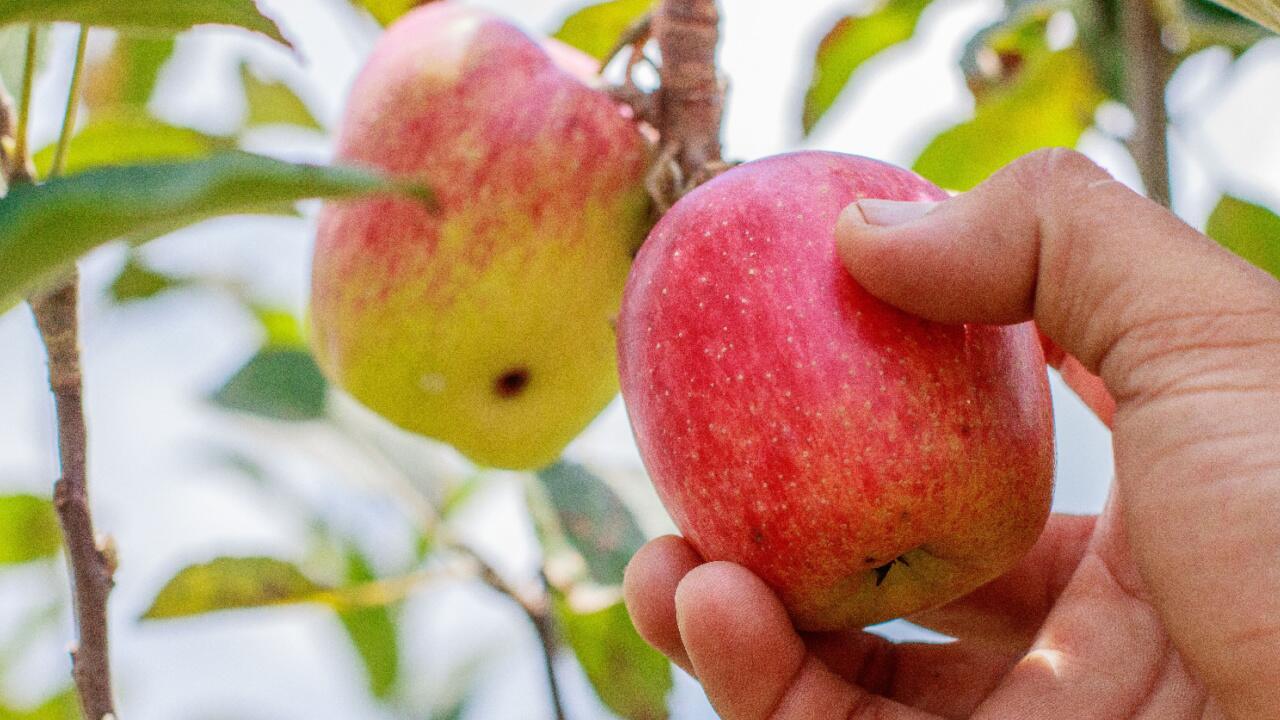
<box><xmin>310</xmin><ymin>3</ymin><xmax>652</xmax><ymax>469</ymax></box>
<box><xmin>617</xmin><ymin>151</ymin><xmax>1054</xmax><ymax>630</ymax></box>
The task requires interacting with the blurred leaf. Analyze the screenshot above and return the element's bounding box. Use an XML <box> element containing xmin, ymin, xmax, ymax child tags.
<box><xmin>253</xmin><ymin>306</ymin><xmax>306</xmax><ymax>348</ymax></box>
<box><xmin>0</xmin><ymin>151</ymin><xmax>428</xmax><ymax>311</ymax></box>
<box><xmin>0</xmin><ymin>0</ymin><xmax>291</xmax><ymax>48</ymax></box>
<box><xmin>108</xmin><ymin>253</ymin><xmax>186</xmax><ymax>302</ymax></box>
<box><xmin>239</xmin><ymin>62</ymin><xmax>321</xmax><ymax>131</ymax></box>
<box><xmin>1170</xmin><ymin>0</ymin><xmax>1271</xmax><ymax>54</ymax></box>
<box><xmin>1073</xmin><ymin>0</ymin><xmax>1126</xmax><ymax>100</ymax></box>
<box><xmin>555</xmin><ymin>593</ymin><xmax>671</xmax><ymax>720</ymax></box>
<box><xmin>210</xmin><ymin>347</ymin><xmax>328</xmax><ymax>422</ymax></box>
<box><xmin>959</xmin><ymin>7</ymin><xmax>1057</xmax><ymax>101</ymax></box>
<box><xmin>338</xmin><ymin>548</ymin><xmax>400</xmax><ymax>700</ymax></box>
<box><xmin>1208</xmin><ymin>0</ymin><xmax>1280</xmax><ymax>32</ymax></box>
<box><xmin>83</xmin><ymin>33</ymin><xmax>175</xmax><ymax>113</ymax></box>
<box><xmin>537</xmin><ymin>461</ymin><xmax>645</xmax><ymax>587</ymax></box>
<box><xmin>0</xmin><ymin>25</ymin><xmax>49</xmax><ymax>100</ymax></box>
<box><xmin>0</xmin><ymin>688</ymin><xmax>81</xmax><ymax>720</ymax></box>
<box><xmin>1206</xmin><ymin>195</ymin><xmax>1280</xmax><ymax>278</ymax></box>
<box><xmin>141</xmin><ymin>556</ymin><xmax>325</xmax><ymax>620</ymax></box>
<box><xmin>914</xmin><ymin>48</ymin><xmax>1102</xmax><ymax>191</ymax></box>
<box><xmin>33</xmin><ymin>114</ymin><xmax>228</xmax><ymax>176</ymax></box>
<box><xmin>552</xmin><ymin>0</ymin><xmax>654</xmax><ymax>62</ymax></box>
<box><xmin>352</xmin><ymin>0</ymin><xmax>423</xmax><ymax>26</ymax></box>
<box><xmin>802</xmin><ymin>0</ymin><xmax>930</xmax><ymax>135</ymax></box>
<box><xmin>0</xmin><ymin>494</ymin><xmax>61</xmax><ymax>565</ymax></box>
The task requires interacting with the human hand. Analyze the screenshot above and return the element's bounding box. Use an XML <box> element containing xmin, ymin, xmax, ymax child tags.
<box><xmin>623</xmin><ymin>149</ymin><xmax>1280</xmax><ymax>719</ymax></box>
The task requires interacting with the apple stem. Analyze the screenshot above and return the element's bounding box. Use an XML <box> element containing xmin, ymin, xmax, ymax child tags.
<box><xmin>650</xmin><ymin>0</ymin><xmax>726</xmax><ymax>211</ymax></box>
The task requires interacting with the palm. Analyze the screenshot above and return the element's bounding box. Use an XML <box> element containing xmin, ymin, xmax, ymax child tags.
<box><xmin>624</xmin><ymin>493</ymin><xmax>1219</xmax><ymax>719</ymax></box>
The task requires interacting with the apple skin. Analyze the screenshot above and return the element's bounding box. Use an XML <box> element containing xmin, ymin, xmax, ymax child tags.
<box><xmin>617</xmin><ymin>151</ymin><xmax>1054</xmax><ymax>630</ymax></box>
<box><xmin>310</xmin><ymin>3</ymin><xmax>652</xmax><ymax>469</ymax></box>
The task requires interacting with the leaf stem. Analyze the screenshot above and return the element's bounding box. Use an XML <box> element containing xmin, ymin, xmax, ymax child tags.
<box><xmin>12</xmin><ymin>25</ymin><xmax>37</xmax><ymax>179</ymax></box>
<box><xmin>51</xmin><ymin>26</ymin><xmax>89</xmax><ymax>178</ymax></box>
<box><xmin>30</xmin><ymin>24</ymin><xmax>117</xmax><ymax>720</ymax></box>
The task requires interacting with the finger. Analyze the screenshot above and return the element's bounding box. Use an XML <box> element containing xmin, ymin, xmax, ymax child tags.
<box><xmin>909</xmin><ymin>513</ymin><xmax>1096</xmax><ymax>652</ymax></box>
<box><xmin>623</xmin><ymin>535</ymin><xmax>701</xmax><ymax>673</ymax></box>
<box><xmin>675</xmin><ymin>561</ymin><xmax>935</xmax><ymax>719</ymax></box>
<box><xmin>1039</xmin><ymin>332</ymin><xmax>1115</xmax><ymax>428</ymax></box>
<box><xmin>838</xmin><ymin>148</ymin><xmax>1280</xmax><ymax>717</ymax></box>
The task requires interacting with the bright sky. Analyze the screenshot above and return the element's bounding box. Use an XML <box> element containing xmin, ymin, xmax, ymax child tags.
<box><xmin>1</xmin><ymin>0</ymin><xmax>1278</xmax><ymax>717</ymax></box>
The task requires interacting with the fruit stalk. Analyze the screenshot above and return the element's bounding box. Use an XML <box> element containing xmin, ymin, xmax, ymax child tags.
<box><xmin>652</xmin><ymin>0</ymin><xmax>724</xmax><ymax>205</ymax></box>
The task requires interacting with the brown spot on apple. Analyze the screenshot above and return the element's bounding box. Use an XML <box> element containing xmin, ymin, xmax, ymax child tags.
<box><xmin>495</xmin><ymin>367</ymin><xmax>531</xmax><ymax>398</ymax></box>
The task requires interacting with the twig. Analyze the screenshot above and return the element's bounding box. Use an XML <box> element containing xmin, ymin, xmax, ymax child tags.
<box><xmin>320</xmin><ymin>418</ymin><xmax>568</xmax><ymax>720</ymax></box>
<box><xmin>12</xmin><ymin>25</ymin><xmax>37</xmax><ymax>175</ymax></box>
<box><xmin>1121</xmin><ymin>0</ymin><xmax>1172</xmax><ymax>207</ymax></box>
<box><xmin>18</xmin><ymin>25</ymin><xmax>118</xmax><ymax>720</ymax></box>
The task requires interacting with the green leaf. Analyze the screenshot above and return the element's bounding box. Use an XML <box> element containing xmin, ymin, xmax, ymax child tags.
<box><xmin>252</xmin><ymin>306</ymin><xmax>306</xmax><ymax>348</ymax></box>
<box><xmin>33</xmin><ymin>114</ymin><xmax>228</xmax><ymax>176</ymax></box>
<box><xmin>913</xmin><ymin>48</ymin><xmax>1102</xmax><ymax>191</ymax></box>
<box><xmin>552</xmin><ymin>0</ymin><xmax>654</xmax><ymax>62</ymax></box>
<box><xmin>0</xmin><ymin>151</ymin><xmax>426</xmax><ymax>311</ymax></box>
<box><xmin>352</xmin><ymin>0</ymin><xmax>423</xmax><ymax>26</ymax></box>
<box><xmin>0</xmin><ymin>688</ymin><xmax>81</xmax><ymax>720</ymax></box>
<box><xmin>239</xmin><ymin>62</ymin><xmax>321</xmax><ymax>131</ymax></box>
<box><xmin>338</xmin><ymin>548</ymin><xmax>400</xmax><ymax>700</ymax></box>
<box><xmin>1208</xmin><ymin>0</ymin><xmax>1280</xmax><ymax>32</ymax></box>
<box><xmin>0</xmin><ymin>494</ymin><xmax>61</xmax><ymax>565</ymax></box>
<box><xmin>801</xmin><ymin>0</ymin><xmax>930</xmax><ymax>135</ymax></box>
<box><xmin>555</xmin><ymin>593</ymin><xmax>671</xmax><ymax>720</ymax></box>
<box><xmin>1206</xmin><ymin>195</ymin><xmax>1280</xmax><ymax>278</ymax></box>
<box><xmin>108</xmin><ymin>253</ymin><xmax>184</xmax><ymax>302</ymax></box>
<box><xmin>210</xmin><ymin>347</ymin><xmax>328</xmax><ymax>422</ymax></box>
<box><xmin>536</xmin><ymin>461</ymin><xmax>645</xmax><ymax>587</ymax></box>
<box><xmin>0</xmin><ymin>0</ymin><xmax>291</xmax><ymax>48</ymax></box>
<box><xmin>84</xmin><ymin>33</ymin><xmax>176</xmax><ymax>113</ymax></box>
<box><xmin>141</xmin><ymin>556</ymin><xmax>325</xmax><ymax>620</ymax></box>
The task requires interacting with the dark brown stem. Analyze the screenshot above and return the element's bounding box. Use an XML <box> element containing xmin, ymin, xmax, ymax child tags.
<box><xmin>1121</xmin><ymin>0</ymin><xmax>1172</xmax><ymax>207</ymax></box>
<box><xmin>31</xmin><ymin>279</ymin><xmax>117</xmax><ymax>720</ymax></box>
<box><xmin>651</xmin><ymin>0</ymin><xmax>724</xmax><ymax>209</ymax></box>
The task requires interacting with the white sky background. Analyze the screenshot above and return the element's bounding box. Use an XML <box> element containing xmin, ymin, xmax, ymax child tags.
<box><xmin>0</xmin><ymin>0</ymin><xmax>1278</xmax><ymax>717</ymax></box>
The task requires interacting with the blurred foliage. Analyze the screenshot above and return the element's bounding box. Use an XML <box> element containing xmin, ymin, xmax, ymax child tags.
<box><xmin>802</xmin><ymin>0</ymin><xmax>930</xmax><ymax>135</ymax></box>
<box><xmin>555</xmin><ymin>592</ymin><xmax>671</xmax><ymax>720</ymax></box>
<box><xmin>915</xmin><ymin>48</ymin><xmax>1102</xmax><ymax>190</ymax></box>
<box><xmin>1206</xmin><ymin>195</ymin><xmax>1280</xmax><ymax>278</ymax></box>
<box><xmin>351</xmin><ymin>0</ymin><xmax>427</xmax><ymax>27</ymax></box>
<box><xmin>1204</xmin><ymin>0</ymin><xmax>1280</xmax><ymax>31</ymax></box>
<box><xmin>538</xmin><ymin>462</ymin><xmax>646</xmax><ymax>586</ymax></box>
<box><xmin>210</xmin><ymin>347</ymin><xmax>328</xmax><ymax>421</ymax></box>
<box><xmin>553</xmin><ymin>0</ymin><xmax>654</xmax><ymax>62</ymax></box>
<box><xmin>238</xmin><ymin>62</ymin><xmax>322</xmax><ymax>131</ymax></box>
<box><xmin>338</xmin><ymin>548</ymin><xmax>401</xmax><ymax>700</ymax></box>
<box><xmin>0</xmin><ymin>24</ymin><xmax>46</xmax><ymax>99</ymax></box>
<box><xmin>141</xmin><ymin>556</ymin><xmax>328</xmax><ymax>619</ymax></box>
<box><xmin>0</xmin><ymin>0</ymin><xmax>290</xmax><ymax>48</ymax></box>
<box><xmin>82</xmin><ymin>34</ymin><xmax>174</xmax><ymax>114</ymax></box>
<box><xmin>0</xmin><ymin>494</ymin><xmax>60</xmax><ymax>565</ymax></box>
<box><xmin>33</xmin><ymin>115</ymin><xmax>229</xmax><ymax>176</ymax></box>
<box><xmin>108</xmin><ymin>254</ymin><xmax>186</xmax><ymax>303</ymax></box>
<box><xmin>0</xmin><ymin>689</ymin><xmax>81</xmax><ymax>720</ymax></box>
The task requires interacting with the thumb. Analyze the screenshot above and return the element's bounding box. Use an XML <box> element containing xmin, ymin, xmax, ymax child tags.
<box><xmin>836</xmin><ymin>147</ymin><xmax>1280</xmax><ymax>718</ymax></box>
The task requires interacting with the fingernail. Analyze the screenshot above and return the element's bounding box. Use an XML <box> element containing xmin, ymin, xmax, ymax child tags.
<box><xmin>855</xmin><ymin>199</ymin><xmax>938</xmax><ymax>227</ymax></box>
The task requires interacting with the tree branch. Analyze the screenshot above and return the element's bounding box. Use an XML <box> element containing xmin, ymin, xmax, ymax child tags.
<box><xmin>1121</xmin><ymin>0</ymin><xmax>1172</xmax><ymax>207</ymax></box>
<box><xmin>12</xmin><ymin>25</ymin><xmax>118</xmax><ymax>720</ymax></box>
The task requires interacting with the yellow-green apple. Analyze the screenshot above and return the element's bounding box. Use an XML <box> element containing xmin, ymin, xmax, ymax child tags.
<box><xmin>310</xmin><ymin>3</ymin><xmax>652</xmax><ymax>469</ymax></box>
<box><xmin>617</xmin><ymin>151</ymin><xmax>1054</xmax><ymax>630</ymax></box>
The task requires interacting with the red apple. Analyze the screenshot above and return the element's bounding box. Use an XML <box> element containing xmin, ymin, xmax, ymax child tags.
<box><xmin>310</xmin><ymin>3</ymin><xmax>652</xmax><ymax>469</ymax></box>
<box><xmin>617</xmin><ymin>151</ymin><xmax>1054</xmax><ymax>630</ymax></box>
